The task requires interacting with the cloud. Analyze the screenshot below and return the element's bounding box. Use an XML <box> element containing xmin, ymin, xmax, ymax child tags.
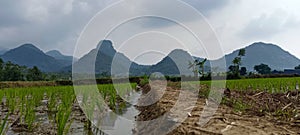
<box><xmin>184</xmin><ymin>0</ymin><xmax>229</xmax><ymax>15</ymax></box>
<box><xmin>239</xmin><ymin>9</ymin><xmax>300</xmax><ymax>40</ymax></box>
<box><xmin>0</xmin><ymin>0</ymin><xmax>231</xmax><ymax>56</ymax></box>
<box><xmin>1</xmin><ymin>0</ymin><xmax>300</xmax><ymax>60</ymax></box>
<box><xmin>134</xmin><ymin>0</ymin><xmax>231</xmax><ymax>28</ymax></box>
<box><xmin>0</xmin><ymin>0</ymin><xmax>118</xmax><ymax>54</ymax></box>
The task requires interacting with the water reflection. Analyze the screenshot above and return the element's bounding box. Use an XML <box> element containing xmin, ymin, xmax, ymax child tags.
<box><xmin>101</xmin><ymin>90</ymin><xmax>141</xmax><ymax>135</ymax></box>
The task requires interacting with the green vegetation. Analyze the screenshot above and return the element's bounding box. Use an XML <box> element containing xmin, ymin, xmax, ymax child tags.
<box><xmin>55</xmin><ymin>100</ymin><xmax>74</xmax><ymax>135</ymax></box>
<box><xmin>254</xmin><ymin>63</ymin><xmax>272</xmax><ymax>74</ymax></box>
<box><xmin>228</xmin><ymin>48</ymin><xmax>246</xmax><ymax>79</ymax></box>
<box><xmin>188</xmin><ymin>58</ymin><xmax>207</xmax><ymax>78</ymax></box>
<box><xmin>222</xmin><ymin>98</ymin><xmax>250</xmax><ymax>112</ymax></box>
<box><xmin>225</xmin><ymin>77</ymin><xmax>299</xmax><ymax>92</ymax></box>
<box><xmin>0</xmin><ymin>113</ymin><xmax>8</xmax><ymax>135</ymax></box>
<box><xmin>0</xmin><ymin>83</ymin><xmax>137</xmax><ymax>134</ymax></box>
<box><xmin>139</xmin><ymin>75</ymin><xmax>149</xmax><ymax>86</ymax></box>
<box><xmin>0</xmin><ymin>58</ymin><xmax>73</xmax><ymax>81</ymax></box>
<box><xmin>0</xmin><ymin>58</ymin><xmax>45</xmax><ymax>81</ymax></box>
<box><xmin>195</xmin><ymin>77</ymin><xmax>300</xmax><ymax>93</ymax></box>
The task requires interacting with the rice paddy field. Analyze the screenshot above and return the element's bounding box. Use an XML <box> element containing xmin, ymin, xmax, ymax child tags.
<box><xmin>0</xmin><ymin>83</ymin><xmax>137</xmax><ymax>135</ymax></box>
<box><xmin>0</xmin><ymin>77</ymin><xmax>299</xmax><ymax>134</ymax></box>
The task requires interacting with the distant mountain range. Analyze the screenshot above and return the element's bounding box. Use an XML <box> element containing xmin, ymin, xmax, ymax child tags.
<box><xmin>0</xmin><ymin>41</ymin><xmax>299</xmax><ymax>74</ymax></box>
<box><xmin>46</xmin><ymin>50</ymin><xmax>77</xmax><ymax>66</ymax></box>
<box><xmin>0</xmin><ymin>44</ymin><xmax>75</xmax><ymax>72</ymax></box>
<box><xmin>46</xmin><ymin>50</ymin><xmax>74</xmax><ymax>61</ymax></box>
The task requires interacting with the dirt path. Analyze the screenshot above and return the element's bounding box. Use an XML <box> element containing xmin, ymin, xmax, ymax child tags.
<box><xmin>135</xmin><ymin>81</ymin><xmax>300</xmax><ymax>135</ymax></box>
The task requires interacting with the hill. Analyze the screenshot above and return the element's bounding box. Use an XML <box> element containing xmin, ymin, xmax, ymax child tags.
<box><xmin>222</xmin><ymin>42</ymin><xmax>300</xmax><ymax>71</ymax></box>
<box><xmin>0</xmin><ymin>44</ymin><xmax>65</xmax><ymax>72</ymax></box>
<box><xmin>150</xmin><ymin>49</ymin><xmax>195</xmax><ymax>76</ymax></box>
<box><xmin>69</xmin><ymin>40</ymin><xmax>149</xmax><ymax>76</ymax></box>
<box><xmin>46</xmin><ymin>50</ymin><xmax>76</xmax><ymax>67</ymax></box>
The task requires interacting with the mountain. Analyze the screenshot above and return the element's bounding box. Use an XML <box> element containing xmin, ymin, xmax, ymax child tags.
<box><xmin>46</xmin><ymin>50</ymin><xmax>77</xmax><ymax>66</ymax></box>
<box><xmin>70</xmin><ymin>40</ymin><xmax>197</xmax><ymax>76</ymax></box>
<box><xmin>0</xmin><ymin>44</ymin><xmax>66</xmax><ymax>72</ymax></box>
<box><xmin>69</xmin><ymin>40</ymin><xmax>149</xmax><ymax>76</ymax></box>
<box><xmin>46</xmin><ymin>50</ymin><xmax>74</xmax><ymax>61</ymax></box>
<box><xmin>222</xmin><ymin>42</ymin><xmax>300</xmax><ymax>71</ymax></box>
<box><xmin>0</xmin><ymin>50</ymin><xmax>7</xmax><ymax>55</ymax></box>
<box><xmin>2</xmin><ymin>41</ymin><xmax>298</xmax><ymax>74</ymax></box>
<box><xmin>71</xmin><ymin>41</ymin><xmax>300</xmax><ymax>76</ymax></box>
<box><xmin>150</xmin><ymin>49</ymin><xmax>194</xmax><ymax>76</ymax></box>
<box><xmin>0</xmin><ymin>47</ymin><xmax>8</xmax><ymax>55</ymax></box>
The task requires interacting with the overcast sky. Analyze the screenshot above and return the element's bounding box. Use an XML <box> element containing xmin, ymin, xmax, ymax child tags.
<box><xmin>0</xmin><ymin>0</ymin><xmax>299</xmax><ymax>64</ymax></box>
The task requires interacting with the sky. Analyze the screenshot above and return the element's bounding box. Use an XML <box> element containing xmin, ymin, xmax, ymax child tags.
<box><xmin>0</xmin><ymin>0</ymin><xmax>299</xmax><ymax>64</ymax></box>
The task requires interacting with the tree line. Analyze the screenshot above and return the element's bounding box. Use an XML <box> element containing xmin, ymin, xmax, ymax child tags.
<box><xmin>0</xmin><ymin>58</ymin><xmax>44</xmax><ymax>81</ymax></box>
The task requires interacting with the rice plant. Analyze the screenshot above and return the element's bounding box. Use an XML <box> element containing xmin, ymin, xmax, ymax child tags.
<box><xmin>0</xmin><ymin>83</ymin><xmax>138</xmax><ymax>134</ymax></box>
<box><xmin>55</xmin><ymin>89</ymin><xmax>75</xmax><ymax>135</ymax></box>
<box><xmin>24</xmin><ymin>97</ymin><xmax>35</xmax><ymax>131</ymax></box>
<box><xmin>0</xmin><ymin>113</ymin><xmax>9</xmax><ymax>135</ymax></box>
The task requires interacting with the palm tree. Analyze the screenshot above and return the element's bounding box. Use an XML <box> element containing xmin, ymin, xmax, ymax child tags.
<box><xmin>188</xmin><ymin>58</ymin><xmax>207</xmax><ymax>78</ymax></box>
<box><xmin>231</xmin><ymin>49</ymin><xmax>245</xmax><ymax>76</ymax></box>
<box><xmin>196</xmin><ymin>58</ymin><xmax>207</xmax><ymax>78</ymax></box>
<box><xmin>188</xmin><ymin>61</ymin><xmax>198</xmax><ymax>78</ymax></box>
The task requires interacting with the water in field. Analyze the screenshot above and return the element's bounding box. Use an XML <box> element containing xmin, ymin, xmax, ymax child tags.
<box><xmin>101</xmin><ymin>90</ymin><xmax>141</xmax><ymax>135</ymax></box>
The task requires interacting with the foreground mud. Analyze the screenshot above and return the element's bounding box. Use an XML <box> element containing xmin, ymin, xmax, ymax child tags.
<box><xmin>135</xmin><ymin>82</ymin><xmax>300</xmax><ymax>135</ymax></box>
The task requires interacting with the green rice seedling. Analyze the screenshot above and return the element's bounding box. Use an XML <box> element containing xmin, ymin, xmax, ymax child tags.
<box><xmin>220</xmin><ymin>77</ymin><xmax>300</xmax><ymax>93</ymax></box>
<box><xmin>55</xmin><ymin>91</ymin><xmax>75</xmax><ymax>135</ymax></box>
<box><xmin>32</xmin><ymin>89</ymin><xmax>44</xmax><ymax>107</ymax></box>
<box><xmin>98</xmin><ymin>84</ymin><xmax>116</xmax><ymax>109</ymax></box>
<box><xmin>48</xmin><ymin>92</ymin><xmax>57</xmax><ymax>112</ymax></box>
<box><xmin>6</xmin><ymin>90</ymin><xmax>17</xmax><ymax>114</ymax></box>
<box><xmin>24</xmin><ymin>97</ymin><xmax>36</xmax><ymax>132</ymax></box>
<box><xmin>18</xmin><ymin>91</ymin><xmax>26</xmax><ymax>124</ymax></box>
<box><xmin>85</xmin><ymin>99</ymin><xmax>95</xmax><ymax>131</ymax></box>
<box><xmin>55</xmin><ymin>104</ymin><xmax>73</xmax><ymax>135</ymax></box>
<box><xmin>0</xmin><ymin>91</ymin><xmax>4</xmax><ymax>105</ymax></box>
<box><xmin>0</xmin><ymin>113</ymin><xmax>9</xmax><ymax>135</ymax></box>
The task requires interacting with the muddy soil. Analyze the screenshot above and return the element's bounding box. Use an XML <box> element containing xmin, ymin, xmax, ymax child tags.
<box><xmin>135</xmin><ymin>81</ymin><xmax>300</xmax><ymax>135</ymax></box>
